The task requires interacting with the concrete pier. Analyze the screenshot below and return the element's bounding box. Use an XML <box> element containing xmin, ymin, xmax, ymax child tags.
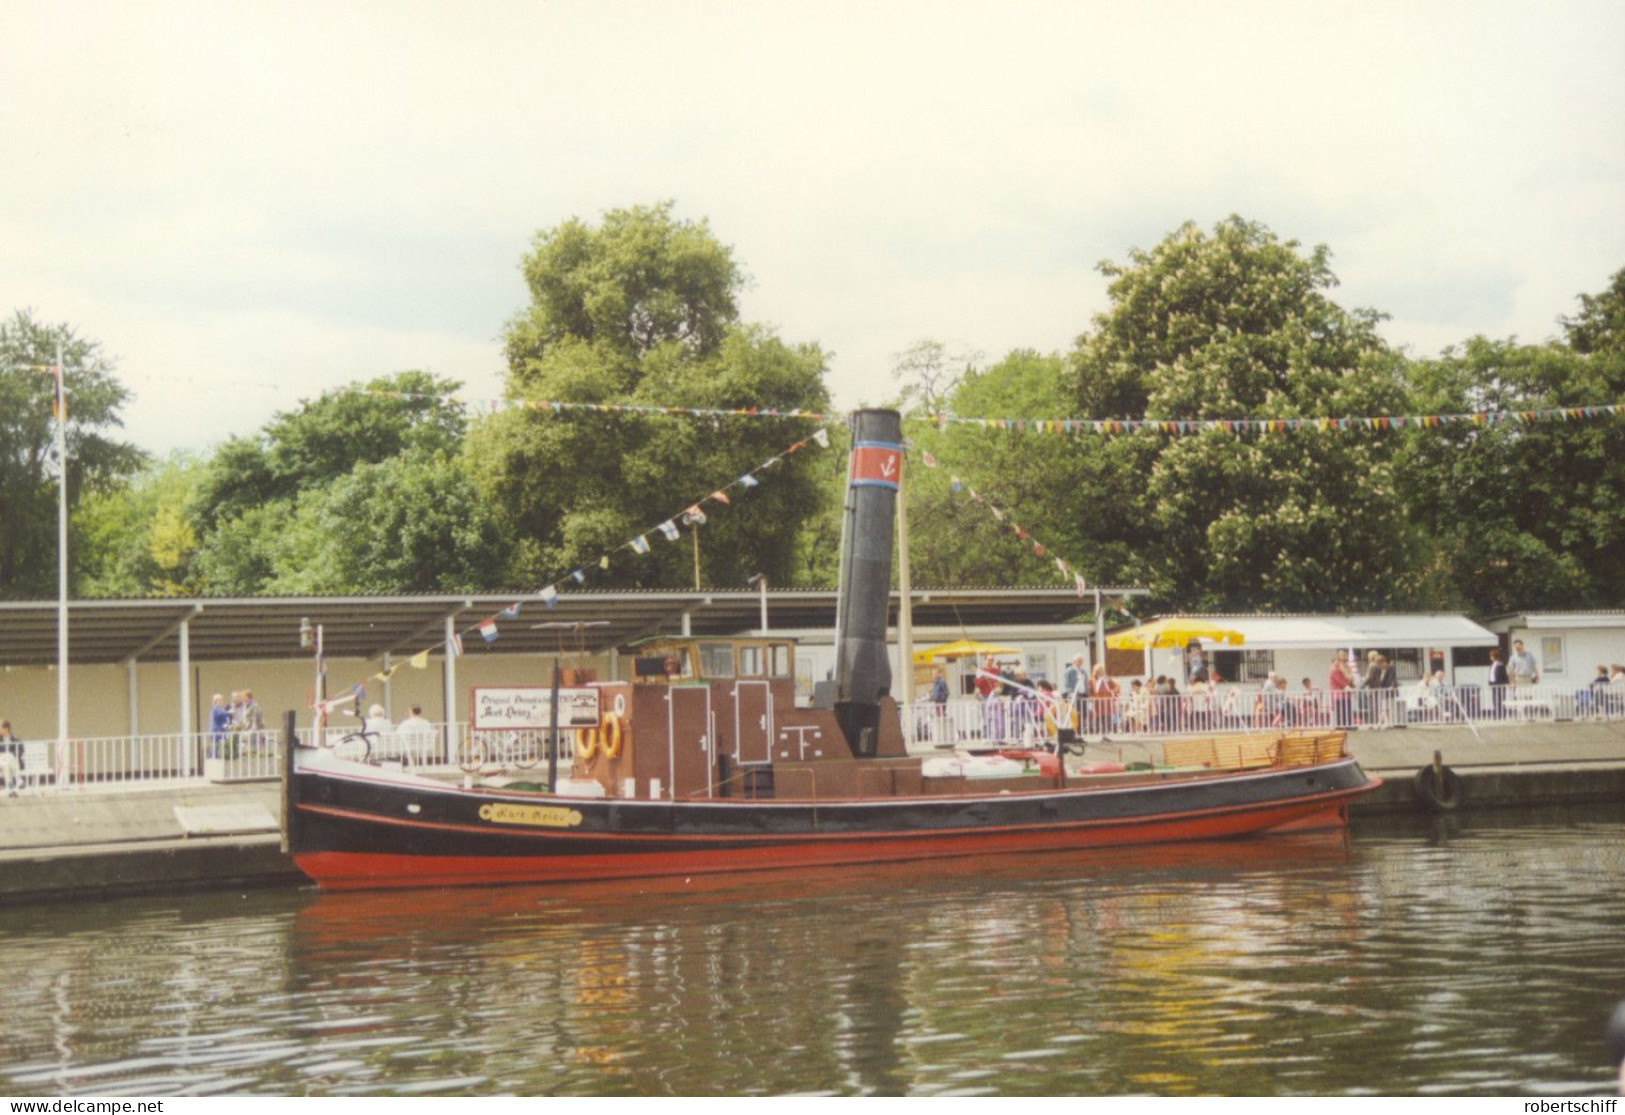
<box><xmin>1</xmin><ymin>722</ymin><xmax>1621</xmax><ymax>905</ymax></box>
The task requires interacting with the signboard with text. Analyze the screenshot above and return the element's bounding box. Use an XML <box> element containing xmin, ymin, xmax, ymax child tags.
<box><xmin>470</xmin><ymin>687</ymin><xmax>600</xmax><ymax>731</ymax></box>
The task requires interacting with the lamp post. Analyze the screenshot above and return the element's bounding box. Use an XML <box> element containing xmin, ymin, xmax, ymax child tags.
<box><xmin>54</xmin><ymin>340</ymin><xmax>68</xmax><ymax>748</ymax></box>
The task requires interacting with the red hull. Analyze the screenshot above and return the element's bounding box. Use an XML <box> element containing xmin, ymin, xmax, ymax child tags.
<box><xmin>294</xmin><ymin>791</ymin><xmax>1361</xmax><ymax>890</ymax></box>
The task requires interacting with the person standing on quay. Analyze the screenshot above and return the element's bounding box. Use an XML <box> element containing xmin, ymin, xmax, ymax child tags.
<box><xmin>1062</xmin><ymin>654</ymin><xmax>1086</xmax><ymax>721</ymax></box>
<box><xmin>1329</xmin><ymin>651</ymin><xmax>1354</xmax><ymax>728</ymax></box>
<box><xmin>1488</xmin><ymin>649</ymin><xmax>1509</xmax><ymax>719</ymax></box>
<box><xmin>1509</xmin><ymin>638</ymin><xmax>1540</xmax><ymax>690</ymax></box>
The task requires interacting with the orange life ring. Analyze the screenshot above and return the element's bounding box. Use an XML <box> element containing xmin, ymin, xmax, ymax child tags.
<box><xmin>576</xmin><ymin>726</ymin><xmax>598</xmax><ymax>762</ymax></box>
<box><xmin>600</xmin><ymin>712</ymin><xmax>625</xmax><ymax>760</ymax></box>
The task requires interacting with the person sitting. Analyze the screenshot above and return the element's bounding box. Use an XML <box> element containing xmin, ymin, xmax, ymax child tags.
<box><xmin>364</xmin><ymin>708</ymin><xmax>394</xmax><ymax>760</ymax></box>
<box><xmin>396</xmin><ymin>704</ymin><xmax>435</xmax><ymax>765</ymax></box>
<box><xmin>1125</xmin><ymin>679</ymin><xmax>1150</xmax><ymax>734</ymax></box>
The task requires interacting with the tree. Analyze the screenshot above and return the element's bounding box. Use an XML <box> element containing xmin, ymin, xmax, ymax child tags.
<box><xmin>1561</xmin><ymin>266</ymin><xmax>1625</xmax><ymax>357</ymax></box>
<box><xmin>1396</xmin><ymin>334</ymin><xmax>1625</xmax><ymax>613</ymax></box>
<box><xmin>188</xmin><ymin>370</ymin><xmax>482</xmax><ymax>595</ymax></box>
<box><xmin>505</xmin><ymin>200</ymin><xmax>741</xmax><ymax>374</ymax></box>
<box><xmin>77</xmin><ymin>454</ymin><xmax>206</xmax><ymax>597</ymax></box>
<box><xmin>0</xmin><ymin>310</ymin><xmax>146</xmax><ymax>599</ymax></box>
<box><xmin>475</xmin><ymin>205</ymin><xmax>832</xmax><ymax>591</ymax></box>
<box><xmin>261</xmin><ymin>452</ymin><xmax>513</xmax><ymax>595</ymax></box>
<box><xmin>904</xmin><ymin>349</ymin><xmax>1095</xmax><ymax>587</ymax></box>
<box><xmin>1063</xmin><ymin>218</ymin><xmax>1412</xmax><ymax>611</ymax></box>
<box><xmin>890</xmin><ymin>339</ymin><xmax>979</xmax><ymax>418</ymax></box>
<box><xmin>191</xmin><ymin>369</ymin><xmax>466</xmax><ymax>525</ymax></box>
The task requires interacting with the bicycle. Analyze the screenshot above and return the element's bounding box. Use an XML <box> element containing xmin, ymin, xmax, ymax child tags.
<box><xmin>457</xmin><ymin>730</ymin><xmax>547</xmax><ymax>774</ymax></box>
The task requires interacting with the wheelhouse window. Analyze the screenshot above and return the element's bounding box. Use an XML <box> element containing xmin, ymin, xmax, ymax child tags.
<box><xmin>738</xmin><ymin>644</ymin><xmax>763</xmax><ymax>677</ymax></box>
<box><xmin>699</xmin><ymin>643</ymin><xmax>735</xmax><ymax>678</ymax></box>
<box><xmin>768</xmin><ymin>643</ymin><xmax>792</xmax><ymax>678</ymax></box>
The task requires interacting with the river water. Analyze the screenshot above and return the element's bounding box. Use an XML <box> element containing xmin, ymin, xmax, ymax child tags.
<box><xmin>2</xmin><ymin>806</ymin><xmax>1622</xmax><ymax>1097</ymax></box>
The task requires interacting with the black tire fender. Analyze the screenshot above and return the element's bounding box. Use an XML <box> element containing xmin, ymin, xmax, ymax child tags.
<box><xmin>1415</xmin><ymin>764</ymin><xmax>1462</xmax><ymax>812</ymax></box>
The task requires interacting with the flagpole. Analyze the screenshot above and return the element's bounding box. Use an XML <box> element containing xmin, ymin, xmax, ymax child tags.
<box><xmin>55</xmin><ymin>339</ymin><xmax>69</xmax><ymax>748</ymax></box>
<box><xmin>896</xmin><ymin>449</ymin><xmax>914</xmax><ymax>745</ymax></box>
<box><xmin>692</xmin><ymin>524</ymin><xmax>701</xmax><ymax>590</ymax></box>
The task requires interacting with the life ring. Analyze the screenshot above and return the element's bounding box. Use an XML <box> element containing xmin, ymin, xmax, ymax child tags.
<box><xmin>576</xmin><ymin>726</ymin><xmax>598</xmax><ymax>763</ymax></box>
<box><xmin>1415</xmin><ymin>764</ymin><xmax>1462</xmax><ymax>812</ymax></box>
<box><xmin>600</xmin><ymin>713</ymin><xmax>625</xmax><ymax>760</ymax></box>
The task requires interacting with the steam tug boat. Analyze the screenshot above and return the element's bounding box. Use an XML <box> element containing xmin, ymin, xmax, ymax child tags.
<box><xmin>284</xmin><ymin>410</ymin><xmax>1380</xmax><ymax>891</ymax></box>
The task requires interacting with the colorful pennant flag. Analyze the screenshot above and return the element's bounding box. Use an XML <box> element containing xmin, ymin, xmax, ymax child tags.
<box><xmin>447</xmin><ymin>632</ymin><xmax>464</xmax><ymax>658</ymax></box>
<box><xmin>683</xmin><ymin>505</ymin><xmax>707</xmax><ymax>525</ymax></box>
<box><xmin>409</xmin><ymin>650</ymin><xmax>429</xmax><ymax>669</ymax></box>
<box><xmin>539</xmin><ymin>584</ymin><xmax>559</xmax><ymax>608</ymax></box>
<box><xmin>499</xmin><ymin>602</ymin><xmax>522</xmax><ymax>620</ymax></box>
<box><xmin>711</xmin><ymin>490</ymin><xmax>732</xmax><ymax>505</ymax></box>
<box><xmin>738</xmin><ymin>474</ymin><xmax>760</xmax><ymax>489</ymax></box>
<box><xmin>631</xmin><ymin>535</ymin><xmax>651</xmax><ymax>555</ymax></box>
<box><xmin>812</xmin><ymin>427</ymin><xmax>830</xmax><ymax>448</ymax></box>
<box><xmin>658</xmin><ymin>519</ymin><xmax>681</xmax><ymax>541</ymax></box>
<box><xmin>479</xmin><ymin>618</ymin><xmax>499</xmax><ymax>643</ymax></box>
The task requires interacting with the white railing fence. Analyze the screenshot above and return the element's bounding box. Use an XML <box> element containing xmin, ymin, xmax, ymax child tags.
<box><xmin>908</xmin><ymin>681</ymin><xmax>1625</xmax><ymax>747</ymax></box>
<box><xmin>11</xmin><ymin>682</ymin><xmax>1622</xmax><ymax>795</ymax></box>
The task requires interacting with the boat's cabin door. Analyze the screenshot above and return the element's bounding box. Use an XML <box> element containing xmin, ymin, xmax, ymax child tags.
<box><xmin>732</xmin><ymin>680</ymin><xmax>773</xmax><ymax>765</ymax></box>
<box><xmin>664</xmin><ymin>684</ymin><xmax>713</xmax><ymax>799</ymax></box>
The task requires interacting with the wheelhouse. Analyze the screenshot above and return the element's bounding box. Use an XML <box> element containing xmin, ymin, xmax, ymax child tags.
<box><xmin>627</xmin><ymin>636</ymin><xmax>796</xmax><ymax>685</ymax></box>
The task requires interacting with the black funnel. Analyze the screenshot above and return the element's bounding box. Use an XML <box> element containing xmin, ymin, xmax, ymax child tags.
<box><xmin>832</xmin><ymin>408</ymin><xmax>903</xmax><ymax>757</ymax></box>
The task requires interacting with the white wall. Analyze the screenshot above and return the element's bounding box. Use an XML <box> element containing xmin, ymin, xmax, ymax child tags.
<box><xmin>1506</xmin><ymin>625</ymin><xmax>1625</xmax><ymax>684</ymax></box>
<box><xmin>0</xmin><ymin>651</ymin><xmax>613</xmax><ymax>741</ymax></box>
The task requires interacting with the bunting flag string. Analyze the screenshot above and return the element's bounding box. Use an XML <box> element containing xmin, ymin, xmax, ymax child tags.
<box><xmin>347</xmin><ymin>427</ymin><xmax>832</xmax><ymax>696</ymax></box>
<box><xmin>919</xmin><ymin>447</ymin><xmax>1093</xmax><ymax>598</ymax></box>
<box><xmin>926</xmin><ymin>403</ymin><xmax>1625</xmax><ymax>438</ymax></box>
<box><xmin>367</xmin><ymin>387</ymin><xmax>835</xmax><ymax>424</ymax></box>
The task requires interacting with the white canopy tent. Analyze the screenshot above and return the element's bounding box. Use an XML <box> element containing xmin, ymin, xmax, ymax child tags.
<box><xmin>1128</xmin><ymin>613</ymin><xmax>1498</xmax><ymax>684</ymax></box>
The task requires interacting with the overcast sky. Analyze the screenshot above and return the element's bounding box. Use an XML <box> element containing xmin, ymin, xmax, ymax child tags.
<box><xmin>6</xmin><ymin>0</ymin><xmax>1623</xmax><ymax>456</ymax></box>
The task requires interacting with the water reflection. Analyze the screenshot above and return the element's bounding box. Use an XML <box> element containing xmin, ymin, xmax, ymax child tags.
<box><xmin>2</xmin><ymin>810</ymin><xmax>1622</xmax><ymax>1096</ymax></box>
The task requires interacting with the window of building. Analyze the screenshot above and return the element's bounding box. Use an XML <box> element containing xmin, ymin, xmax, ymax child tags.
<box><xmin>738</xmin><ymin>644</ymin><xmax>763</xmax><ymax>676</ymax></box>
<box><xmin>1213</xmin><ymin>649</ymin><xmax>1274</xmax><ymax>682</ymax></box>
<box><xmin>1539</xmin><ymin>635</ymin><xmax>1565</xmax><ymax>675</ymax></box>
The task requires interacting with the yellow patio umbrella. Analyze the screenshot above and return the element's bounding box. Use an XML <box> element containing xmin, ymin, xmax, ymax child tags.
<box><xmin>912</xmin><ymin>638</ymin><xmax>1021</xmax><ymax>665</ymax></box>
<box><xmin>1105</xmin><ymin>618</ymin><xmax>1245</xmax><ymax>651</ymax></box>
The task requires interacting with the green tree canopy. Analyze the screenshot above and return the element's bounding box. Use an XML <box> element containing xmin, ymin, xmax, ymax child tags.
<box><xmin>187</xmin><ymin>371</ymin><xmax>492</xmax><ymax>595</ymax></box>
<box><xmin>192</xmin><ymin>369</ymin><xmax>466</xmax><ymax>524</ymax></box>
<box><xmin>476</xmin><ymin>204</ymin><xmax>832</xmax><ymax>591</ymax></box>
<box><xmin>77</xmin><ymin>453</ymin><xmax>206</xmax><ymax>597</ymax></box>
<box><xmin>1062</xmin><ymin>218</ymin><xmax>1411</xmax><ymax>611</ymax></box>
<box><xmin>1396</xmin><ymin>333</ymin><xmax>1625</xmax><ymax>613</ymax></box>
<box><xmin>0</xmin><ymin>310</ymin><xmax>146</xmax><ymax>599</ymax></box>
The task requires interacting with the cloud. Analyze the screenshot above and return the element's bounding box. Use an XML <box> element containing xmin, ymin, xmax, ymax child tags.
<box><xmin>4</xmin><ymin>0</ymin><xmax>1623</xmax><ymax>449</ymax></box>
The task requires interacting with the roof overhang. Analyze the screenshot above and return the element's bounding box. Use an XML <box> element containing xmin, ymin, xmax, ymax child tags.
<box><xmin>1483</xmin><ymin>612</ymin><xmax>1625</xmax><ymax>632</ymax></box>
<box><xmin>0</xmin><ymin>587</ymin><xmax>1122</xmax><ymax>668</ymax></box>
<box><xmin>1141</xmin><ymin>614</ymin><xmax>1499</xmax><ymax>651</ymax></box>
